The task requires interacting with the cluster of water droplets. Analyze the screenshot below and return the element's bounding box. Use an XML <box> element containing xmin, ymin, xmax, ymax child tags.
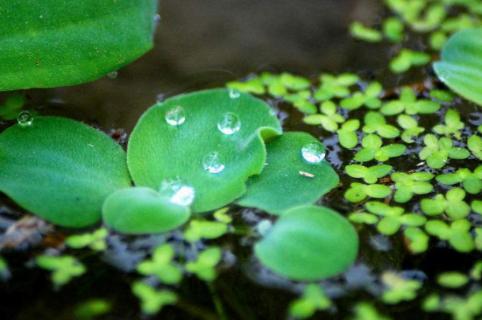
<box><xmin>159</xmin><ymin>178</ymin><xmax>195</xmax><ymax>207</ymax></box>
<box><xmin>17</xmin><ymin>111</ymin><xmax>33</xmax><ymax>128</ymax></box>
<box><xmin>301</xmin><ymin>143</ymin><xmax>326</xmax><ymax>164</ymax></box>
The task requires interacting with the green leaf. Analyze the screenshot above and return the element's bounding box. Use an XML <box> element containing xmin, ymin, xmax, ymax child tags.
<box><xmin>433</xmin><ymin>28</ymin><xmax>482</xmax><ymax>106</ymax></box>
<box><xmin>127</xmin><ymin>89</ymin><xmax>282</xmax><ymax>213</ymax></box>
<box><xmin>350</xmin><ymin>22</ymin><xmax>383</xmax><ymax>42</ymax></box>
<box><xmin>132</xmin><ymin>282</ymin><xmax>177</xmax><ymax>315</ymax></box>
<box><xmin>255</xmin><ymin>205</ymin><xmax>358</xmax><ymax>280</ymax></box>
<box><xmin>0</xmin><ymin>0</ymin><xmax>158</xmax><ymax>91</ymax></box>
<box><xmin>437</xmin><ymin>272</ymin><xmax>469</xmax><ymax>288</ymax></box>
<box><xmin>66</xmin><ymin>228</ymin><xmax>108</xmax><ymax>251</ymax></box>
<box><xmin>185</xmin><ymin>247</ymin><xmax>222</xmax><ymax>282</ymax></box>
<box><xmin>137</xmin><ymin>244</ymin><xmax>182</xmax><ymax>284</ymax></box>
<box><xmin>37</xmin><ymin>255</ymin><xmax>86</xmax><ymax>287</ymax></box>
<box><xmin>289</xmin><ymin>284</ymin><xmax>331</xmax><ymax>319</ymax></box>
<box><xmin>238</xmin><ymin>132</ymin><xmax>339</xmax><ymax>215</ymax></box>
<box><xmin>0</xmin><ymin>117</ymin><xmax>130</xmax><ymax>227</ymax></box>
<box><xmin>102</xmin><ymin>187</ymin><xmax>191</xmax><ymax>234</ymax></box>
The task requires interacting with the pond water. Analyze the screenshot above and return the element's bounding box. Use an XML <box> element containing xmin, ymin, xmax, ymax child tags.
<box><xmin>0</xmin><ymin>1</ymin><xmax>481</xmax><ymax>319</ymax></box>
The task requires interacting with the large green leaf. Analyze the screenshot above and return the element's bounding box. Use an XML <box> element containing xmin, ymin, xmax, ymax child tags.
<box><xmin>103</xmin><ymin>187</ymin><xmax>191</xmax><ymax>234</ymax></box>
<box><xmin>237</xmin><ymin>132</ymin><xmax>339</xmax><ymax>215</ymax></box>
<box><xmin>0</xmin><ymin>0</ymin><xmax>158</xmax><ymax>91</ymax></box>
<box><xmin>0</xmin><ymin>117</ymin><xmax>130</xmax><ymax>227</ymax></box>
<box><xmin>255</xmin><ymin>205</ymin><xmax>359</xmax><ymax>280</ymax></box>
<box><xmin>433</xmin><ymin>28</ymin><xmax>482</xmax><ymax>106</ymax></box>
<box><xmin>127</xmin><ymin>89</ymin><xmax>282</xmax><ymax>213</ymax></box>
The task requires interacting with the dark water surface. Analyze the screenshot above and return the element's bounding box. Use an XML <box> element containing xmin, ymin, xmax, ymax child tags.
<box><xmin>0</xmin><ymin>1</ymin><xmax>480</xmax><ymax>320</ymax></box>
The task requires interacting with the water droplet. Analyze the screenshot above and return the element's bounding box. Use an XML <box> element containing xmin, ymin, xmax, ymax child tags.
<box><xmin>107</xmin><ymin>71</ymin><xmax>118</xmax><ymax>79</ymax></box>
<box><xmin>203</xmin><ymin>152</ymin><xmax>225</xmax><ymax>174</ymax></box>
<box><xmin>160</xmin><ymin>179</ymin><xmax>195</xmax><ymax>206</ymax></box>
<box><xmin>165</xmin><ymin>106</ymin><xmax>185</xmax><ymax>126</ymax></box>
<box><xmin>217</xmin><ymin>112</ymin><xmax>241</xmax><ymax>135</ymax></box>
<box><xmin>256</xmin><ymin>220</ymin><xmax>273</xmax><ymax>236</ymax></box>
<box><xmin>228</xmin><ymin>88</ymin><xmax>241</xmax><ymax>99</ymax></box>
<box><xmin>17</xmin><ymin>111</ymin><xmax>33</xmax><ymax>128</ymax></box>
<box><xmin>301</xmin><ymin>143</ymin><xmax>326</xmax><ymax>164</ymax></box>
<box><xmin>153</xmin><ymin>14</ymin><xmax>161</xmax><ymax>24</ymax></box>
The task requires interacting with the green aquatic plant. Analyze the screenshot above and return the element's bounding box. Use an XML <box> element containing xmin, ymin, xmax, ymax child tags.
<box><xmin>420</xmin><ymin>188</ymin><xmax>471</xmax><ymax>219</ymax></box>
<box><xmin>468</xmin><ymin>134</ymin><xmax>482</xmax><ymax>160</ymax></box>
<box><xmin>136</xmin><ymin>244</ymin><xmax>182</xmax><ymax>284</ymax></box>
<box><xmin>238</xmin><ymin>132</ymin><xmax>339</xmax><ymax>214</ymax></box>
<box><xmin>389</xmin><ymin>49</ymin><xmax>430</xmax><ymax>73</ymax></box>
<box><xmin>314</xmin><ymin>73</ymin><xmax>359</xmax><ymax>101</ymax></box>
<box><xmin>403</xmin><ymin>227</ymin><xmax>429</xmax><ymax>254</ymax></box>
<box><xmin>381</xmin><ymin>272</ymin><xmax>422</xmax><ymax>304</ymax></box>
<box><xmin>436</xmin><ymin>166</ymin><xmax>482</xmax><ymax>194</ymax></box>
<box><xmin>185</xmin><ymin>247</ymin><xmax>222</xmax><ymax>282</ymax></box>
<box><xmin>74</xmin><ymin>299</ymin><xmax>112</xmax><ymax>320</ymax></box>
<box><xmin>345</xmin><ymin>164</ymin><xmax>393</xmax><ymax>184</ymax></box>
<box><xmin>351</xmin><ymin>302</ymin><xmax>391</xmax><ymax>320</ymax></box>
<box><xmin>344</xmin><ymin>182</ymin><xmax>392</xmax><ymax>203</ymax></box>
<box><xmin>419</xmin><ymin>134</ymin><xmax>470</xmax><ymax>169</ymax></box>
<box><xmin>132</xmin><ymin>282</ymin><xmax>177</xmax><ymax>315</ymax></box>
<box><xmin>425</xmin><ymin>220</ymin><xmax>475</xmax><ymax>252</ymax></box>
<box><xmin>433</xmin><ymin>109</ymin><xmax>464</xmax><ymax>139</ymax></box>
<box><xmin>289</xmin><ymin>284</ymin><xmax>332</xmax><ymax>319</ymax></box>
<box><xmin>381</xmin><ymin>87</ymin><xmax>440</xmax><ymax>115</ymax></box>
<box><xmin>437</xmin><ymin>272</ymin><xmax>469</xmax><ymax>289</ymax></box>
<box><xmin>0</xmin><ymin>1</ymin><xmax>158</xmax><ymax>91</ymax></box>
<box><xmin>354</xmin><ymin>134</ymin><xmax>406</xmax><ymax>162</ymax></box>
<box><xmin>66</xmin><ymin>228</ymin><xmax>108</xmax><ymax>251</ymax></box>
<box><xmin>349</xmin><ymin>201</ymin><xmax>426</xmax><ymax>235</ymax></box>
<box><xmin>391</xmin><ymin>172</ymin><xmax>434</xmax><ymax>203</ymax></box>
<box><xmin>397</xmin><ymin>114</ymin><xmax>425</xmax><ymax>143</ymax></box>
<box><xmin>335</xmin><ymin>119</ymin><xmax>360</xmax><ymax>150</ymax></box>
<box><xmin>349</xmin><ymin>22</ymin><xmax>383</xmax><ymax>42</ymax></box>
<box><xmin>434</xmin><ymin>28</ymin><xmax>482</xmax><ymax>106</ymax></box>
<box><xmin>303</xmin><ymin>101</ymin><xmax>345</xmax><ymax>132</ymax></box>
<box><xmin>183</xmin><ymin>219</ymin><xmax>228</xmax><ymax>243</ymax></box>
<box><xmin>383</xmin><ymin>17</ymin><xmax>405</xmax><ymax>42</ymax></box>
<box><xmin>255</xmin><ymin>206</ymin><xmax>358</xmax><ymax>280</ymax></box>
<box><xmin>36</xmin><ymin>255</ymin><xmax>86</xmax><ymax>287</ymax></box>
<box><xmin>340</xmin><ymin>82</ymin><xmax>383</xmax><ymax>110</ymax></box>
<box><xmin>423</xmin><ymin>290</ymin><xmax>482</xmax><ymax>320</ymax></box>
<box><xmin>0</xmin><ymin>117</ymin><xmax>131</xmax><ymax>227</ymax></box>
<box><xmin>362</xmin><ymin>112</ymin><xmax>400</xmax><ymax>138</ymax></box>
<box><xmin>102</xmin><ymin>187</ymin><xmax>191</xmax><ymax>234</ymax></box>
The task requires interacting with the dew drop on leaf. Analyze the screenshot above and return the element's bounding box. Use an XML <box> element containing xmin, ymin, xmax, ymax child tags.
<box><xmin>203</xmin><ymin>151</ymin><xmax>225</xmax><ymax>174</ymax></box>
<box><xmin>159</xmin><ymin>179</ymin><xmax>195</xmax><ymax>206</ymax></box>
<box><xmin>217</xmin><ymin>112</ymin><xmax>241</xmax><ymax>135</ymax></box>
<box><xmin>164</xmin><ymin>106</ymin><xmax>186</xmax><ymax>126</ymax></box>
<box><xmin>301</xmin><ymin>143</ymin><xmax>326</xmax><ymax>164</ymax></box>
<box><xmin>228</xmin><ymin>88</ymin><xmax>241</xmax><ymax>99</ymax></box>
<box><xmin>17</xmin><ymin>111</ymin><xmax>33</xmax><ymax>128</ymax></box>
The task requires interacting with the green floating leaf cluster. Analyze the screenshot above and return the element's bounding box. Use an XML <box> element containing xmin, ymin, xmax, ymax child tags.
<box><xmin>36</xmin><ymin>255</ymin><xmax>86</xmax><ymax>288</ymax></box>
<box><xmin>289</xmin><ymin>284</ymin><xmax>331</xmax><ymax>319</ymax></box>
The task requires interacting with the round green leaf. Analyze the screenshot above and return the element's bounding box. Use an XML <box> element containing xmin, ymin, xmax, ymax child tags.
<box><xmin>0</xmin><ymin>117</ymin><xmax>130</xmax><ymax>227</ymax></box>
<box><xmin>0</xmin><ymin>0</ymin><xmax>158</xmax><ymax>90</ymax></box>
<box><xmin>127</xmin><ymin>89</ymin><xmax>282</xmax><ymax>213</ymax></box>
<box><xmin>433</xmin><ymin>28</ymin><xmax>482</xmax><ymax>106</ymax></box>
<box><xmin>237</xmin><ymin>132</ymin><xmax>339</xmax><ymax>215</ymax></box>
<box><xmin>255</xmin><ymin>205</ymin><xmax>359</xmax><ymax>280</ymax></box>
<box><xmin>103</xmin><ymin>187</ymin><xmax>190</xmax><ymax>234</ymax></box>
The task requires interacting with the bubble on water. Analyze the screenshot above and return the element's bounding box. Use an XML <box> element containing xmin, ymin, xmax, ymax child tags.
<box><xmin>228</xmin><ymin>88</ymin><xmax>241</xmax><ymax>99</ymax></box>
<box><xmin>203</xmin><ymin>152</ymin><xmax>225</xmax><ymax>174</ymax></box>
<box><xmin>256</xmin><ymin>220</ymin><xmax>273</xmax><ymax>236</ymax></box>
<box><xmin>301</xmin><ymin>143</ymin><xmax>326</xmax><ymax>164</ymax></box>
<box><xmin>217</xmin><ymin>112</ymin><xmax>241</xmax><ymax>135</ymax></box>
<box><xmin>165</xmin><ymin>106</ymin><xmax>185</xmax><ymax>126</ymax></box>
<box><xmin>107</xmin><ymin>71</ymin><xmax>118</xmax><ymax>79</ymax></box>
<box><xmin>159</xmin><ymin>179</ymin><xmax>195</xmax><ymax>206</ymax></box>
<box><xmin>17</xmin><ymin>111</ymin><xmax>33</xmax><ymax>128</ymax></box>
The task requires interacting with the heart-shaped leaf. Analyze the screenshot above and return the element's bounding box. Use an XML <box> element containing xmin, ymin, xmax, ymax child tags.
<box><xmin>0</xmin><ymin>0</ymin><xmax>158</xmax><ymax>91</ymax></box>
<box><xmin>127</xmin><ymin>89</ymin><xmax>282</xmax><ymax>213</ymax></box>
<box><xmin>103</xmin><ymin>187</ymin><xmax>190</xmax><ymax>234</ymax></box>
<box><xmin>237</xmin><ymin>132</ymin><xmax>339</xmax><ymax>214</ymax></box>
<box><xmin>255</xmin><ymin>205</ymin><xmax>359</xmax><ymax>280</ymax></box>
<box><xmin>433</xmin><ymin>28</ymin><xmax>482</xmax><ymax>106</ymax></box>
<box><xmin>0</xmin><ymin>117</ymin><xmax>130</xmax><ymax>227</ymax></box>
